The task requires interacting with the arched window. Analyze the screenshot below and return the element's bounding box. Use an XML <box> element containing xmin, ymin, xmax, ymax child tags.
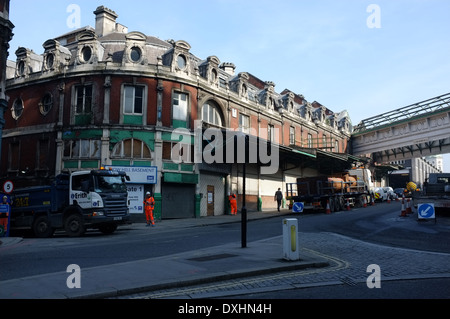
<box><xmin>112</xmin><ymin>138</ymin><xmax>151</xmax><ymax>159</ymax></box>
<box><xmin>202</xmin><ymin>101</ymin><xmax>223</xmax><ymax>127</ymax></box>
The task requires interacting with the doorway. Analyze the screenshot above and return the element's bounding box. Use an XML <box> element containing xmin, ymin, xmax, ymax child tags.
<box><xmin>207</xmin><ymin>185</ymin><xmax>214</xmax><ymax>216</ymax></box>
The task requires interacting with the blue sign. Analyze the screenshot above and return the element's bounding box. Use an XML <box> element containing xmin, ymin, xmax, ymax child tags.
<box><xmin>292</xmin><ymin>202</ymin><xmax>304</xmax><ymax>213</ymax></box>
<box><xmin>418</xmin><ymin>203</ymin><xmax>435</xmax><ymax>219</ymax></box>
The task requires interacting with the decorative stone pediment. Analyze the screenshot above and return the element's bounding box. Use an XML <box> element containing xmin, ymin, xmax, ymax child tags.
<box><xmin>162</xmin><ymin>39</ymin><xmax>192</xmax><ymax>74</ymax></box>
<box><xmin>122</xmin><ymin>31</ymin><xmax>147</xmax><ymax>65</ymax></box>
<box><xmin>75</xmin><ymin>30</ymin><xmax>103</xmax><ymax>65</ymax></box>
<box><xmin>42</xmin><ymin>39</ymin><xmax>72</xmax><ymax>73</ymax></box>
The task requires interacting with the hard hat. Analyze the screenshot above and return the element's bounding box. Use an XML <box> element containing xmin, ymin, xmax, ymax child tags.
<box><xmin>146</xmin><ymin>192</ymin><xmax>151</xmax><ymax>195</ymax></box>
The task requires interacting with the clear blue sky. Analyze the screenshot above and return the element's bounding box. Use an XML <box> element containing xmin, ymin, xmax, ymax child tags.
<box><xmin>8</xmin><ymin>0</ymin><xmax>450</xmax><ymax>169</ymax></box>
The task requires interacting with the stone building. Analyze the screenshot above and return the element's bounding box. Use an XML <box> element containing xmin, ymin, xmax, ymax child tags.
<box><xmin>1</xmin><ymin>6</ymin><xmax>355</xmax><ymax>220</ymax></box>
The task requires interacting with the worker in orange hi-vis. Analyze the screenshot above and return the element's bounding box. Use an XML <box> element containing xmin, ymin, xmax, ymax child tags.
<box><xmin>143</xmin><ymin>192</ymin><xmax>155</xmax><ymax>227</ymax></box>
<box><xmin>0</xmin><ymin>196</ymin><xmax>10</xmax><ymax>237</ymax></box>
<box><xmin>229</xmin><ymin>193</ymin><xmax>237</xmax><ymax>215</ymax></box>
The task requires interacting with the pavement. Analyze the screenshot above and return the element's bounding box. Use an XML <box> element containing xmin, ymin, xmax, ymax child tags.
<box><xmin>0</xmin><ymin>209</ymin><xmax>330</xmax><ymax>299</ymax></box>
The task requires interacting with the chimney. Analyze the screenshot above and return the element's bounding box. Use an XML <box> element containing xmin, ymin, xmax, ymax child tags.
<box><xmin>93</xmin><ymin>6</ymin><xmax>118</xmax><ymax>37</ymax></box>
<box><xmin>220</xmin><ymin>62</ymin><xmax>236</xmax><ymax>76</ymax></box>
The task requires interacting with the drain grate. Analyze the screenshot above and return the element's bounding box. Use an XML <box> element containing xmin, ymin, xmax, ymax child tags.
<box><xmin>188</xmin><ymin>253</ymin><xmax>237</xmax><ymax>262</ymax></box>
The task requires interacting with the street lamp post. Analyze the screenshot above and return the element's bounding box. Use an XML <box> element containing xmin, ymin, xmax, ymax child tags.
<box><xmin>0</xmin><ymin>100</ymin><xmax>6</xmax><ymax>166</ymax></box>
<box><xmin>241</xmin><ymin>159</ymin><xmax>247</xmax><ymax>248</ymax></box>
<box><xmin>1</xmin><ymin>0</ymin><xmax>15</xmax><ymax>174</ymax></box>
<box><xmin>240</xmin><ymin>134</ymin><xmax>249</xmax><ymax>248</ymax></box>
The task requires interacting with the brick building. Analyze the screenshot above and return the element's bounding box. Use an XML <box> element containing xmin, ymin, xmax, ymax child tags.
<box><xmin>1</xmin><ymin>6</ymin><xmax>356</xmax><ymax>220</ymax></box>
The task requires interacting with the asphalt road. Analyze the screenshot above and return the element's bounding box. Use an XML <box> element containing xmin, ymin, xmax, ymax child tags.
<box><xmin>299</xmin><ymin>201</ymin><xmax>450</xmax><ymax>253</ymax></box>
<box><xmin>115</xmin><ymin>202</ymin><xmax>450</xmax><ymax>300</ymax></box>
<box><xmin>1</xmin><ymin>201</ymin><xmax>449</xmax><ymax>287</ymax></box>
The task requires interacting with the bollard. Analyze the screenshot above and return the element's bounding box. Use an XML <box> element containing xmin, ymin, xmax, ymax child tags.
<box><xmin>282</xmin><ymin>218</ymin><xmax>299</xmax><ymax>261</ymax></box>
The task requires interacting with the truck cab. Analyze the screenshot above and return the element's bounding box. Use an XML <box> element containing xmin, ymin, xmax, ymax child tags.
<box><xmin>9</xmin><ymin>169</ymin><xmax>130</xmax><ymax>238</ymax></box>
<box><xmin>65</xmin><ymin>169</ymin><xmax>130</xmax><ymax>236</ymax></box>
<box><xmin>349</xmin><ymin>168</ymin><xmax>375</xmax><ymax>194</ymax></box>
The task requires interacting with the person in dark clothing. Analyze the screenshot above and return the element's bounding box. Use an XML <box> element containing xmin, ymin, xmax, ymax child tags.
<box><xmin>275</xmin><ymin>188</ymin><xmax>283</xmax><ymax>212</ymax></box>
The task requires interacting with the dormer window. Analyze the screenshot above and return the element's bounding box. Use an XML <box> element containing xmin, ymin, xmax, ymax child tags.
<box><xmin>130</xmin><ymin>47</ymin><xmax>142</xmax><ymax>63</ymax></box>
<box><xmin>45</xmin><ymin>53</ymin><xmax>54</xmax><ymax>69</ymax></box>
<box><xmin>42</xmin><ymin>39</ymin><xmax>72</xmax><ymax>73</ymax></box>
<box><xmin>75</xmin><ymin>30</ymin><xmax>101</xmax><ymax>65</ymax></box>
<box><xmin>177</xmin><ymin>54</ymin><xmax>187</xmax><ymax>69</ymax></box>
<box><xmin>241</xmin><ymin>84</ymin><xmax>247</xmax><ymax>98</ymax></box>
<box><xmin>122</xmin><ymin>32</ymin><xmax>147</xmax><ymax>65</ymax></box>
<box><xmin>211</xmin><ymin>68</ymin><xmax>218</xmax><ymax>83</ymax></box>
<box><xmin>80</xmin><ymin>46</ymin><xmax>92</xmax><ymax>63</ymax></box>
<box><xmin>17</xmin><ymin>61</ymin><xmax>25</xmax><ymax>76</ymax></box>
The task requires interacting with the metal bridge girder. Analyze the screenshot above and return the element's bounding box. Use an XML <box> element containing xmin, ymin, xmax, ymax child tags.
<box><xmin>351</xmin><ymin>93</ymin><xmax>450</xmax><ymax>162</ymax></box>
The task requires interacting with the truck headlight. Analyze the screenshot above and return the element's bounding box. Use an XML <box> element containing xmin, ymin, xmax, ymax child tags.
<box><xmin>93</xmin><ymin>211</ymin><xmax>104</xmax><ymax>217</ymax></box>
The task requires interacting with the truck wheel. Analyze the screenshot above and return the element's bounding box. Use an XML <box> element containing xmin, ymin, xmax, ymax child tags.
<box><xmin>64</xmin><ymin>214</ymin><xmax>86</xmax><ymax>237</ymax></box>
<box><xmin>356</xmin><ymin>195</ymin><xmax>365</xmax><ymax>207</ymax></box>
<box><xmin>339</xmin><ymin>196</ymin><xmax>345</xmax><ymax>211</ymax></box>
<box><xmin>33</xmin><ymin>216</ymin><xmax>55</xmax><ymax>238</ymax></box>
<box><xmin>98</xmin><ymin>223</ymin><xmax>118</xmax><ymax>235</ymax></box>
<box><xmin>335</xmin><ymin>197</ymin><xmax>342</xmax><ymax>211</ymax></box>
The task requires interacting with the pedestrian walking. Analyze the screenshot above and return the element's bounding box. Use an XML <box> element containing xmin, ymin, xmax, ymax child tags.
<box><xmin>229</xmin><ymin>193</ymin><xmax>237</xmax><ymax>215</ymax></box>
<box><xmin>275</xmin><ymin>188</ymin><xmax>283</xmax><ymax>212</ymax></box>
<box><xmin>143</xmin><ymin>192</ymin><xmax>155</xmax><ymax>227</ymax></box>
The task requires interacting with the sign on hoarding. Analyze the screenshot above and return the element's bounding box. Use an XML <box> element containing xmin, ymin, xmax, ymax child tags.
<box><xmin>105</xmin><ymin>166</ymin><xmax>157</xmax><ymax>184</ymax></box>
<box><xmin>127</xmin><ymin>184</ymin><xmax>145</xmax><ymax>214</ymax></box>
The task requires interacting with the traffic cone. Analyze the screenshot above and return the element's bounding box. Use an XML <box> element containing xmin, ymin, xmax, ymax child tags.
<box><xmin>363</xmin><ymin>196</ymin><xmax>367</xmax><ymax>208</ymax></box>
<box><xmin>399</xmin><ymin>195</ymin><xmax>407</xmax><ymax>217</ymax></box>
<box><xmin>387</xmin><ymin>196</ymin><xmax>391</xmax><ymax>204</ymax></box>
<box><xmin>346</xmin><ymin>198</ymin><xmax>350</xmax><ymax>211</ymax></box>
<box><xmin>406</xmin><ymin>198</ymin><xmax>412</xmax><ymax>214</ymax></box>
<box><xmin>371</xmin><ymin>196</ymin><xmax>375</xmax><ymax>206</ymax></box>
<box><xmin>326</xmin><ymin>200</ymin><xmax>331</xmax><ymax>214</ymax></box>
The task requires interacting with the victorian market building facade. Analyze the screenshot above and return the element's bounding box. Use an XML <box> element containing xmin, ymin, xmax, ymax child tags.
<box><xmin>1</xmin><ymin>6</ymin><xmax>356</xmax><ymax>221</ymax></box>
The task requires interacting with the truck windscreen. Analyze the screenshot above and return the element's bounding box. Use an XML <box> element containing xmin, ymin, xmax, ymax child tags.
<box><xmin>93</xmin><ymin>175</ymin><xmax>127</xmax><ymax>193</ymax></box>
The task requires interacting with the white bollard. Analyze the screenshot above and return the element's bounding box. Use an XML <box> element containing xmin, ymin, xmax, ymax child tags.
<box><xmin>282</xmin><ymin>218</ymin><xmax>299</xmax><ymax>261</ymax></box>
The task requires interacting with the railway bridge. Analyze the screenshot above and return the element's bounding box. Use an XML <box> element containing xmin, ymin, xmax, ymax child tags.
<box><xmin>351</xmin><ymin>93</ymin><xmax>450</xmax><ymax>163</ymax></box>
